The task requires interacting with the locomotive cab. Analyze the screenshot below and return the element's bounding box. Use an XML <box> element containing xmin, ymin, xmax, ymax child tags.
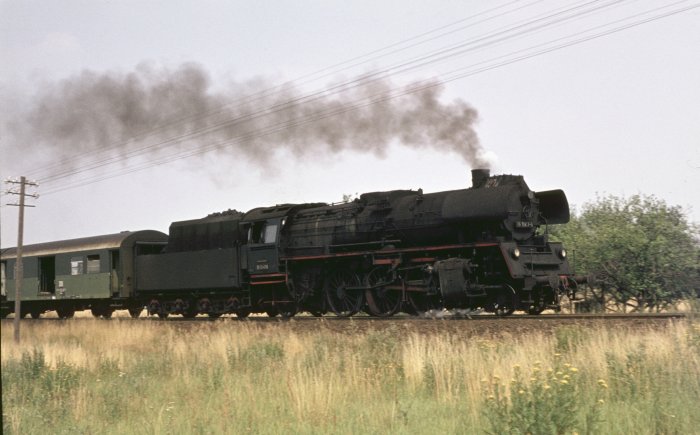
<box><xmin>244</xmin><ymin>218</ymin><xmax>283</xmax><ymax>273</ymax></box>
<box><xmin>241</xmin><ymin>205</ymin><xmax>297</xmax><ymax>275</ymax></box>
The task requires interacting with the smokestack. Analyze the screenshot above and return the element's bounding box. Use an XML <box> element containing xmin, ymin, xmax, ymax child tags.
<box><xmin>471</xmin><ymin>168</ymin><xmax>490</xmax><ymax>188</ymax></box>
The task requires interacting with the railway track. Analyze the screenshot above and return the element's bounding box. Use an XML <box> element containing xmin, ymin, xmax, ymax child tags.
<box><xmin>456</xmin><ymin>312</ymin><xmax>688</xmax><ymax>320</ymax></box>
<box><xmin>2</xmin><ymin>312</ymin><xmax>688</xmax><ymax>322</ymax></box>
<box><xmin>3</xmin><ymin>312</ymin><xmax>689</xmax><ymax>337</ymax></box>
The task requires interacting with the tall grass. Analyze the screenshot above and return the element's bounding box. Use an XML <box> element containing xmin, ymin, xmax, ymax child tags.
<box><xmin>2</xmin><ymin>319</ymin><xmax>699</xmax><ymax>434</ymax></box>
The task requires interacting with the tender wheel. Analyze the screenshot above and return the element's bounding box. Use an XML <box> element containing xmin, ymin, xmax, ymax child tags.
<box><xmin>128</xmin><ymin>307</ymin><xmax>143</xmax><ymax>318</ymax></box>
<box><xmin>266</xmin><ymin>309</ymin><xmax>279</xmax><ymax>317</ymax></box>
<box><xmin>324</xmin><ymin>270</ymin><xmax>363</xmax><ymax>317</ymax></box>
<box><xmin>235</xmin><ymin>309</ymin><xmax>250</xmax><ymax>319</ymax></box>
<box><xmin>157</xmin><ymin>311</ymin><xmax>169</xmax><ymax>319</ymax></box>
<box><xmin>208</xmin><ymin>312</ymin><xmax>222</xmax><ymax>319</ymax></box>
<box><xmin>30</xmin><ymin>310</ymin><xmax>42</xmax><ymax>319</ymax></box>
<box><xmin>364</xmin><ymin>267</ymin><xmax>401</xmax><ymax>317</ymax></box>
<box><xmin>179</xmin><ymin>300</ymin><xmax>198</xmax><ymax>318</ymax></box>
<box><xmin>182</xmin><ymin>308</ymin><xmax>198</xmax><ymax>318</ymax></box>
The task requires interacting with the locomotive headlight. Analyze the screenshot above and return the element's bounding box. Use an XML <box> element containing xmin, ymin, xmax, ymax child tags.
<box><xmin>558</xmin><ymin>248</ymin><xmax>567</xmax><ymax>259</ymax></box>
<box><xmin>511</xmin><ymin>247</ymin><xmax>521</xmax><ymax>259</ymax></box>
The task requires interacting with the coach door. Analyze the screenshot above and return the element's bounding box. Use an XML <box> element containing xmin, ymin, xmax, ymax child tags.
<box><xmin>110</xmin><ymin>250</ymin><xmax>120</xmax><ymax>296</ymax></box>
<box><xmin>1</xmin><ymin>261</ymin><xmax>6</xmax><ymax>297</ymax></box>
<box><xmin>38</xmin><ymin>256</ymin><xmax>56</xmax><ymax>294</ymax></box>
<box><xmin>246</xmin><ymin>219</ymin><xmax>281</xmax><ymax>274</ymax></box>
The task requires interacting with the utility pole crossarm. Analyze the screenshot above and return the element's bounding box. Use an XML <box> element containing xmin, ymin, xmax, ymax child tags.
<box><xmin>4</xmin><ymin>178</ymin><xmax>39</xmax><ymax>205</ymax></box>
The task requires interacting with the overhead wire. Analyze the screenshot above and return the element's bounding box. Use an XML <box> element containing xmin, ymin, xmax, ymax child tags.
<box><xmin>29</xmin><ymin>0</ymin><xmax>574</xmax><ymax>184</ymax></box>
<box><xmin>41</xmin><ymin>1</ymin><xmax>700</xmax><ymax>196</ymax></box>
<box><xmin>14</xmin><ymin>0</ymin><xmax>698</xmax><ymax>196</ymax></box>
<box><xmin>35</xmin><ymin>0</ymin><xmax>631</xmax><ymax>186</ymax></box>
<box><xmin>23</xmin><ymin>0</ymin><xmax>528</xmax><ymax>179</ymax></box>
<box><xmin>41</xmin><ymin>0</ymin><xmax>696</xmax><ymax>195</ymax></box>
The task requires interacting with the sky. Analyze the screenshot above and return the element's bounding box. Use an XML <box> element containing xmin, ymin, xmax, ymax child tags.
<box><xmin>1</xmin><ymin>0</ymin><xmax>699</xmax><ymax>246</ymax></box>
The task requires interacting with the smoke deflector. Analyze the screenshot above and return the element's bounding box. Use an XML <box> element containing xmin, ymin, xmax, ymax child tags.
<box><xmin>534</xmin><ymin>190</ymin><xmax>570</xmax><ymax>224</ymax></box>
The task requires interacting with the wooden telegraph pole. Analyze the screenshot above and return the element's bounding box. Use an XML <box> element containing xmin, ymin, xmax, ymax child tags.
<box><xmin>4</xmin><ymin>176</ymin><xmax>39</xmax><ymax>344</ymax></box>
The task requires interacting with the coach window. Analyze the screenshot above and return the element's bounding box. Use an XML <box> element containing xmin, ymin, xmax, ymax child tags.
<box><xmin>86</xmin><ymin>255</ymin><xmax>101</xmax><ymax>274</ymax></box>
<box><xmin>71</xmin><ymin>257</ymin><xmax>84</xmax><ymax>275</ymax></box>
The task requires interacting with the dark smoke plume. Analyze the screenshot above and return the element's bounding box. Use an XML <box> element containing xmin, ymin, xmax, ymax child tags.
<box><xmin>4</xmin><ymin>63</ymin><xmax>490</xmax><ymax>176</ymax></box>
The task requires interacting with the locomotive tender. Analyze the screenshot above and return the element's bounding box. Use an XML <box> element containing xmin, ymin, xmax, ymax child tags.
<box><xmin>1</xmin><ymin>169</ymin><xmax>579</xmax><ymax>318</ymax></box>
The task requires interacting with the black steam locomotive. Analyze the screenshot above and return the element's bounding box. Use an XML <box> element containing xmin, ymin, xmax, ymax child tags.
<box><xmin>1</xmin><ymin>169</ymin><xmax>580</xmax><ymax>318</ymax></box>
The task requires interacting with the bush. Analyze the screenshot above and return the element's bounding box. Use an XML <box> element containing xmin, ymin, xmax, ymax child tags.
<box><xmin>482</xmin><ymin>361</ymin><xmax>602</xmax><ymax>434</ymax></box>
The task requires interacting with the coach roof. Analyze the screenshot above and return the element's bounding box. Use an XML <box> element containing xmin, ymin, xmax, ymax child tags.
<box><xmin>0</xmin><ymin>230</ymin><xmax>167</xmax><ymax>260</ymax></box>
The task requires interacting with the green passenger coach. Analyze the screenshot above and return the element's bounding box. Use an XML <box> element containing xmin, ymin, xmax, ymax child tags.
<box><xmin>0</xmin><ymin>231</ymin><xmax>167</xmax><ymax>319</ymax></box>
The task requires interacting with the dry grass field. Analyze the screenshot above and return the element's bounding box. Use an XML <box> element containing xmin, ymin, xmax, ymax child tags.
<box><xmin>2</xmin><ymin>316</ymin><xmax>699</xmax><ymax>434</ymax></box>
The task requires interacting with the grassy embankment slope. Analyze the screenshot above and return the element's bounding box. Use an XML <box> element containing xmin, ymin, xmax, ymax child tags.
<box><xmin>2</xmin><ymin>318</ymin><xmax>699</xmax><ymax>434</ymax></box>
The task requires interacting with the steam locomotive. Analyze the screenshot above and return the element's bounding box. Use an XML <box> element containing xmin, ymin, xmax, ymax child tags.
<box><xmin>1</xmin><ymin>169</ymin><xmax>581</xmax><ymax>319</ymax></box>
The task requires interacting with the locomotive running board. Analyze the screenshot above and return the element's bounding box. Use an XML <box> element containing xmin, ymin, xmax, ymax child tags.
<box><xmin>281</xmin><ymin>242</ymin><xmax>499</xmax><ymax>262</ymax></box>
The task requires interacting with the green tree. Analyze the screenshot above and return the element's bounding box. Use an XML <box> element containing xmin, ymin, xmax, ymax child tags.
<box><xmin>551</xmin><ymin>195</ymin><xmax>699</xmax><ymax>312</ymax></box>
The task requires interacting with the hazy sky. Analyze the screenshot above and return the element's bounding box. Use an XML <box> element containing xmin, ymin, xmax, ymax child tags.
<box><xmin>1</xmin><ymin>0</ymin><xmax>699</xmax><ymax>246</ymax></box>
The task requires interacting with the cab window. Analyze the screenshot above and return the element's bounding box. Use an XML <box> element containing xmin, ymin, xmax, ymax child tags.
<box><xmin>263</xmin><ymin>224</ymin><xmax>278</xmax><ymax>243</ymax></box>
<box><xmin>249</xmin><ymin>221</ymin><xmax>278</xmax><ymax>244</ymax></box>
